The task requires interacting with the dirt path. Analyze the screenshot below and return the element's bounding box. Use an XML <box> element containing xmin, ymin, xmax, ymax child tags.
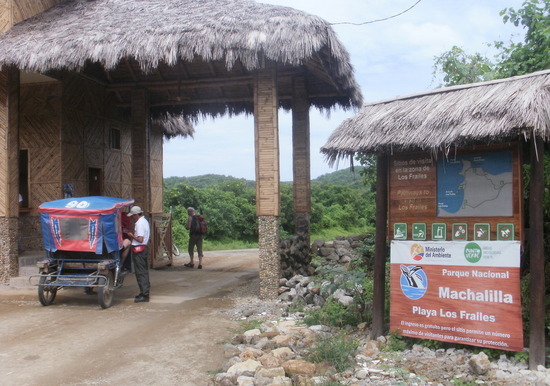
<box><xmin>0</xmin><ymin>249</ymin><xmax>260</xmax><ymax>385</ymax></box>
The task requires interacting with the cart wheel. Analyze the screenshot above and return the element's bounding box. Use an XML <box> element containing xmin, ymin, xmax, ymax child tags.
<box><xmin>172</xmin><ymin>243</ymin><xmax>180</xmax><ymax>256</ymax></box>
<box><xmin>98</xmin><ymin>272</ymin><xmax>114</xmax><ymax>309</ymax></box>
<box><xmin>38</xmin><ymin>274</ymin><xmax>57</xmax><ymax>306</ymax></box>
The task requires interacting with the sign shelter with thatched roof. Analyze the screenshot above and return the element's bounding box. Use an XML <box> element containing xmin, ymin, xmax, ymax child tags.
<box><xmin>0</xmin><ymin>0</ymin><xmax>362</xmax><ymax>298</ymax></box>
<box><xmin>322</xmin><ymin>69</ymin><xmax>550</xmax><ymax>368</ymax></box>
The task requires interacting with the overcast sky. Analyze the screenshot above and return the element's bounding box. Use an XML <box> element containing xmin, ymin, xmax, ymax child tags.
<box><xmin>163</xmin><ymin>0</ymin><xmax>524</xmax><ymax>181</ymax></box>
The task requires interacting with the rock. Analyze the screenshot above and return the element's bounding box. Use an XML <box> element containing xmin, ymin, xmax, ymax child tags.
<box><xmin>271</xmin><ymin>347</ymin><xmax>295</xmax><ymax>361</ymax></box>
<box><xmin>256</xmin><ymin>366</ymin><xmax>286</xmax><ymax>378</ymax></box>
<box><xmin>236</xmin><ymin>375</ymin><xmax>255</xmax><ymax>385</ymax></box>
<box><xmin>469</xmin><ymin>352</ymin><xmax>491</xmax><ymax>375</ymax></box>
<box><xmin>222</xmin><ymin>356</ymin><xmax>242</xmax><ymax>372</ymax></box>
<box><xmin>214</xmin><ymin>372</ymin><xmax>237</xmax><ymax>386</ymax></box>
<box><xmin>355</xmin><ymin>368</ymin><xmax>369</xmax><ymax>379</ymax></box>
<box><xmin>259</xmin><ymin>353</ymin><xmax>281</xmax><ymax>368</ymax></box>
<box><xmin>268</xmin><ymin>376</ymin><xmax>293</xmax><ymax>386</ymax></box>
<box><xmin>239</xmin><ymin>347</ymin><xmax>263</xmax><ymax>360</ymax></box>
<box><xmin>227</xmin><ymin>359</ymin><xmax>262</xmax><ymax>377</ymax></box>
<box><xmin>244</xmin><ymin>328</ymin><xmax>261</xmax><ymax>337</ymax></box>
<box><xmin>272</xmin><ymin>334</ymin><xmax>294</xmax><ymax>347</ymax></box>
<box><xmin>362</xmin><ymin>340</ymin><xmax>380</xmax><ymax>357</ymax></box>
<box><xmin>223</xmin><ymin>344</ymin><xmax>241</xmax><ymax>358</ymax></box>
<box><xmin>282</xmin><ymin>359</ymin><xmax>316</xmax><ymax>377</ymax></box>
<box><xmin>339</xmin><ymin>255</ymin><xmax>352</xmax><ymax>264</ymax></box>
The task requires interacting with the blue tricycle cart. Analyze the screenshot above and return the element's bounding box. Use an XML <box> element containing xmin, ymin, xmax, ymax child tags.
<box><xmin>32</xmin><ymin>196</ymin><xmax>134</xmax><ymax>309</ymax></box>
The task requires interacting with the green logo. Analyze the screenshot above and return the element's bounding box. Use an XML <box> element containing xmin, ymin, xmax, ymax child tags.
<box><xmin>464</xmin><ymin>242</ymin><xmax>482</xmax><ymax>263</ymax></box>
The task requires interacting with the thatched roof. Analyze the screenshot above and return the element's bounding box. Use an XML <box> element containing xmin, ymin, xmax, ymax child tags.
<box><xmin>322</xmin><ymin>70</ymin><xmax>550</xmax><ymax>165</ymax></box>
<box><xmin>0</xmin><ymin>0</ymin><xmax>362</xmax><ymax>133</ymax></box>
<box><xmin>152</xmin><ymin>113</ymin><xmax>195</xmax><ymax>139</ymax></box>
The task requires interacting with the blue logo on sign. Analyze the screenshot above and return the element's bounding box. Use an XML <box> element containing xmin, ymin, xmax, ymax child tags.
<box><xmin>399</xmin><ymin>265</ymin><xmax>428</xmax><ymax>300</ymax></box>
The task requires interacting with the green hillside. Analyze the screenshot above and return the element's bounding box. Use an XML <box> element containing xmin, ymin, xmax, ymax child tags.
<box><xmin>165</xmin><ymin>167</ymin><xmax>367</xmax><ymax>189</ymax></box>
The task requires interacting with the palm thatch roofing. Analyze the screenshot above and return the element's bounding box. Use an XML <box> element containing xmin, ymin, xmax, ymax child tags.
<box><xmin>0</xmin><ymin>0</ymin><xmax>362</xmax><ymax>138</ymax></box>
<box><xmin>321</xmin><ymin>70</ymin><xmax>550</xmax><ymax>165</ymax></box>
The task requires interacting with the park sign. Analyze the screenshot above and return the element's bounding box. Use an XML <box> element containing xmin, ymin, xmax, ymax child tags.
<box><xmin>390</xmin><ymin>240</ymin><xmax>523</xmax><ymax>351</ymax></box>
<box><xmin>387</xmin><ymin>143</ymin><xmax>524</xmax><ymax>351</ymax></box>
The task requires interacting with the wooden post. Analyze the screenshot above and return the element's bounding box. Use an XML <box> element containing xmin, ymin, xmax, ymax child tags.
<box><xmin>371</xmin><ymin>154</ymin><xmax>388</xmax><ymax>338</ymax></box>
<box><xmin>254</xmin><ymin>65</ymin><xmax>280</xmax><ymax>299</ymax></box>
<box><xmin>528</xmin><ymin>136</ymin><xmax>545</xmax><ymax>369</ymax></box>
<box><xmin>130</xmin><ymin>89</ymin><xmax>150</xmax><ymax>213</ymax></box>
<box><xmin>292</xmin><ymin>75</ymin><xmax>311</xmax><ymax>244</ymax></box>
<box><xmin>0</xmin><ymin>66</ymin><xmax>20</xmax><ymax>283</ymax></box>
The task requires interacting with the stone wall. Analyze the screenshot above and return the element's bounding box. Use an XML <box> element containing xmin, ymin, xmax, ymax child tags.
<box><xmin>18</xmin><ymin>213</ymin><xmax>41</xmax><ymax>251</ymax></box>
<box><xmin>279</xmin><ymin>234</ymin><xmax>368</xmax><ymax>279</ymax></box>
<box><xmin>0</xmin><ymin>217</ymin><xmax>18</xmax><ymax>283</ymax></box>
<box><xmin>258</xmin><ymin>216</ymin><xmax>280</xmax><ymax>299</ymax></box>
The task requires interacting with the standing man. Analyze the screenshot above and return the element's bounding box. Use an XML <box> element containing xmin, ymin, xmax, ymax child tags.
<box><xmin>127</xmin><ymin>205</ymin><xmax>150</xmax><ymax>302</ymax></box>
<box><xmin>184</xmin><ymin>207</ymin><xmax>204</xmax><ymax>269</ymax></box>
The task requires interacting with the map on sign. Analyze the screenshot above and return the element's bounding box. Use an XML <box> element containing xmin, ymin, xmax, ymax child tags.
<box><xmin>437</xmin><ymin>152</ymin><xmax>513</xmax><ymax>217</ymax></box>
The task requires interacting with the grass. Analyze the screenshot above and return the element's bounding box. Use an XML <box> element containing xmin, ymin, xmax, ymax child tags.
<box><xmin>174</xmin><ymin>226</ymin><xmax>372</xmax><ymax>252</ymax></box>
<box><xmin>310</xmin><ymin>226</ymin><xmax>373</xmax><ymax>242</ymax></box>
<box><xmin>228</xmin><ymin>319</ymin><xmax>263</xmax><ymax>334</ymax></box>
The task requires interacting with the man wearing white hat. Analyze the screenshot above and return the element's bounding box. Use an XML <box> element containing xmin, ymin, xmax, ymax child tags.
<box><xmin>127</xmin><ymin>205</ymin><xmax>151</xmax><ymax>303</ymax></box>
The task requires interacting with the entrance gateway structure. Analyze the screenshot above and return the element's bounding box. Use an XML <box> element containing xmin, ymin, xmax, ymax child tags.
<box><xmin>0</xmin><ymin>0</ymin><xmax>362</xmax><ymax>298</ymax></box>
<box><xmin>321</xmin><ymin>70</ymin><xmax>549</xmax><ymax>369</ymax></box>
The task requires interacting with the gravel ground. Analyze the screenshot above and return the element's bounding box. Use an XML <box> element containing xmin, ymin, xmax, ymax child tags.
<box><xmin>217</xmin><ymin>277</ymin><xmax>549</xmax><ymax>385</ymax></box>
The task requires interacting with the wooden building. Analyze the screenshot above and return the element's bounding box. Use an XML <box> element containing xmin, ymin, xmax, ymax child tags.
<box><xmin>321</xmin><ymin>70</ymin><xmax>549</xmax><ymax>368</ymax></box>
<box><xmin>0</xmin><ymin>0</ymin><xmax>362</xmax><ymax>298</ymax></box>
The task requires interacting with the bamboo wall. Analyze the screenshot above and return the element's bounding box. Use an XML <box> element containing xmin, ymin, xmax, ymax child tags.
<box><xmin>20</xmin><ymin>82</ymin><xmax>62</xmax><ymax>213</ymax></box>
<box><xmin>62</xmin><ymin>74</ymin><xmax>132</xmax><ymax>200</ymax></box>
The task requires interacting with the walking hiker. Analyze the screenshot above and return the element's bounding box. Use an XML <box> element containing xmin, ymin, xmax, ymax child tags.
<box><xmin>127</xmin><ymin>205</ymin><xmax>151</xmax><ymax>302</ymax></box>
<box><xmin>185</xmin><ymin>207</ymin><xmax>205</xmax><ymax>269</ymax></box>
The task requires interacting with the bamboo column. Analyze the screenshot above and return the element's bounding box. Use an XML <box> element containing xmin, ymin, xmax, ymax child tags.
<box><xmin>130</xmin><ymin>89</ymin><xmax>150</xmax><ymax>213</ymax></box>
<box><xmin>371</xmin><ymin>154</ymin><xmax>388</xmax><ymax>338</ymax></box>
<box><xmin>528</xmin><ymin>137</ymin><xmax>545</xmax><ymax>369</ymax></box>
<box><xmin>292</xmin><ymin>75</ymin><xmax>311</xmax><ymax>244</ymax></box>
<box><xmin>254</xmin><ymin>65</ymin><xmax>280</xmax><ymax>299</ymax></box>
<box><xmin>0</xmin><ymin>67</ymin><xmax>20</xmax><ymax>283</ymax></box>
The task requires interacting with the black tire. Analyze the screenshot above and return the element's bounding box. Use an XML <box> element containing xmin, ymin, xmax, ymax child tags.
<box><xmin>98</xmin><ymin>272</ymin><xmax>114</xmax><ymax>309</ymax></box>
<box><xmin>38</xmin><ymin>274</ymin><xmax>57</xmax><ymax>306</ymax></box>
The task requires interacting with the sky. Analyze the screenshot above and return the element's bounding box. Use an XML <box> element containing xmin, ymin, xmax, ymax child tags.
<box><xmin>163</xmin><ymin>0</ymin><xmax>525</xmax><ymax>181</ymax></box>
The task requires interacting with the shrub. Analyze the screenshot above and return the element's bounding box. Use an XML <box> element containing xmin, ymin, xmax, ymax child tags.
<box><xmin>306</xmin><ymin>332</ymin><xmax>359</xmax><ymax>372</ymax></box>
<box><xmin>303</xmin><ymin>298</ymin><xmax>360</xmax><ymax>327</ymax></box>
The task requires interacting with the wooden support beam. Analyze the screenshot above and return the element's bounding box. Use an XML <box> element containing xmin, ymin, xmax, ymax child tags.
<box><xmin>371</xmin><ymin>154</ymin><xmax>388</xmax><ymax>339</ymax></box>
<box><xmin>528</xmin><ymin>136</ymin><xmax>545</xmax><ymax>369</ymax></box>
<box><xmin>254</xmin><ymin>65</ymin><xmax>281</xmax><ymax>299</ymax></box>
<box><xmin>108</xmin><ymin>75</ymin><xmax>255</xmax><ymax>92</ymax></box>
<box><xmin>254</xmin><ymin>66</ymin><xmax>279</xmax><ymax>216</ymax></box>
<box><xmin>130</xmin><ymin>89</ymin><xmax>150</xmax><ymax>213</ymax></box>
<box><xmin>0</xmin><ymin>66</ymin><xmax>20</xmax><ymax>283</ymax></box>
<box><xmin>292</xmin><ymin>75</ymin><xmax>311</xmax><ymax>240</ymax></box>
<box><xmin>0</xmin><ymin>67</ymin><xmax>19</xmax><ymax>218</ymax></box>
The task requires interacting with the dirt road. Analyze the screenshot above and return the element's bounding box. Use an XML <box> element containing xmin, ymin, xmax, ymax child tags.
<box><xmin>0</xmin><ymin>249</ymin><xmax>260</xmax><ymax>385</ymax></box>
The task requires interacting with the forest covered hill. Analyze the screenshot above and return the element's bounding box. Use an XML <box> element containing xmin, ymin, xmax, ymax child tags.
<box><xmin>164</xmin><ymin>166</ymin><xmax>367</xmax><ymax>190</ymax></box>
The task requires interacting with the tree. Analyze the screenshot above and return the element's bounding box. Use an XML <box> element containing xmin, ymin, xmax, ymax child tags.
<box><xmin>495</xmin><ymin>0</ymin><xmax>550</xmax><ymax>76</ymax></box>
<box><xmin>432</xmin><ymin>46</ymin><xmax>498</xmax><ymax>86</ymax></box>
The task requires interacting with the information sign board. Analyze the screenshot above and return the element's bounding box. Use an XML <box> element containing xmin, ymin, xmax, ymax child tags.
<box><xmin>390</xmin><ymin>240</ymin><xmax>523</xmax><ymax>351</ymax></box>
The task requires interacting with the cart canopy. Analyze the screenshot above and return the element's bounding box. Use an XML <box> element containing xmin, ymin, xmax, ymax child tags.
<box><xmin>39</xmin><ymin>196</ymin><xmax>135</xmax><ymax>254</ymax></box>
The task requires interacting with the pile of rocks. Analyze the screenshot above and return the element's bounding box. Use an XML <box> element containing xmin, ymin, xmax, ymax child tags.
<box><xmin>280</xmin><ymin>234</ymin><xmax>368</xmax><ymax>279</ymax></box>
<box><xmin>213</xmin><ymin>310</ymin><xmax>550</xmax><ymax>385</ymax></box>
<box><xmin>214</xmin><ymin>236</ymin><xmax>549</xmax><ymax>385</ymax></box>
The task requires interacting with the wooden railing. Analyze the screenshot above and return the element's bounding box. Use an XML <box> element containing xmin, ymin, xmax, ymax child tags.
<box><xmin>149</xmin><ymin>212</ymin><xmax>174</xmax><ymax>268</ymax></box>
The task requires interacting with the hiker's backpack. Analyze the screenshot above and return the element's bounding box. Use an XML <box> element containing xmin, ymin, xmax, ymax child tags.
<box><xmin>191</xmin><ymin>214</ymin><xmax>207</xmax><ymax>234</ymax></box>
